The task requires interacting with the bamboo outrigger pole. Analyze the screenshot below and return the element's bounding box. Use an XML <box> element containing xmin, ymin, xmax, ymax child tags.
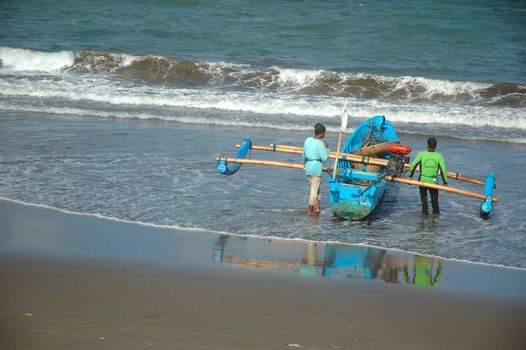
<box><xmin>236</xmin><ymin>144</ymin><xmax>485</xmax><ymax>186</ymax></box>
<box><xmin>215</xmin><ymin>157</ymin><xmax>307</xmax><ymax>170</ymax></box>
<box><xmin>237</xmin><ymin>144</ymin><xmax>390</xmax><ymax>167</ymax></box>
<box><xmin>384</xmin><ymin>176</ymin><xmax>499</xmax><ymax>203</ymax></box>
<box><xmin>215</xmin><ymin>157</ymin><xmax>499</xmax><ymax>203</ymax></box>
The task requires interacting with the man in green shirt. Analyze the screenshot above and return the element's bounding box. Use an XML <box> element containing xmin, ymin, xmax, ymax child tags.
<box><xmin>303</xmin><ymin>123</ymin><xmax>330</xmax><ymax>216</ymax></box>
<box><xmin>408</xmin><ymin>138</ymin><xmax>448</xmax><ymax>215</ymax></box>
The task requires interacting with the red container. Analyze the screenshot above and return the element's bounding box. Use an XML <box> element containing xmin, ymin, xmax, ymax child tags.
<box><xmin>389</xmin><ymin>144</ymin><xmax>412</xmax><ymax>155</ymax></box>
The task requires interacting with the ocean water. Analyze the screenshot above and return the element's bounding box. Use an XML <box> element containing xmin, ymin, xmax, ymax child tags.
<box><xmin>0</xmin><ymin>0</ymin><xmax>525</xmax><ymax>268</ymax></box>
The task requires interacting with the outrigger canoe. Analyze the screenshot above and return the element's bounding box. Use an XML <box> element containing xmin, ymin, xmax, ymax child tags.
<box><xmin>216</xmin><ymin>113</ymin><xmax>498</xmax><ymax>220</ymax></box>
<box><xmin>328</xmin><ymin>115</ymin><xmax>399</xmax><ymax>220</ymax></box>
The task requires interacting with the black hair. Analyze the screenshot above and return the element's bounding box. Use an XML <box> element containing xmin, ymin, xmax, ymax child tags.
<box><xmin>427</xmin><ymin>137</ymin><xmax>437</xmax><ymax>150</ymax></box>
<box><xmin>314</xmin><ymin>123</ymin><xmax>326</xmax><ymax>135</ymax></box>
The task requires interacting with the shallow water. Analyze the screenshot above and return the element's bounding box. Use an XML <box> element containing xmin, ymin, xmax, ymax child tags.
<box><xmin>0</xmin><ymin>112</ymin><xmax>524</xmax><ymax>268</ymax></box>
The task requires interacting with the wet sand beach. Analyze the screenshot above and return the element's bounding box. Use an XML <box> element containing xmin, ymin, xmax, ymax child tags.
<box><xmin>1</xmin><ymin>199</ymin><xmax>525</xmax><ymax>350</ymax></box>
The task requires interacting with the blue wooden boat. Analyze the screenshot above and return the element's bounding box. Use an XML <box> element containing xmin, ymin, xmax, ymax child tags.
<box><xmin>328</xmin><ymin>115</ymin><xmax>399</xmax><ymax>220</ymax></box>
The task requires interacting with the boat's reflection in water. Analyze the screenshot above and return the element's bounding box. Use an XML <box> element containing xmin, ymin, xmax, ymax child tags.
<box><xmin>213</xmin><ymin>235</ymin><xmax>443</xmax><ymax>288</ymax></box>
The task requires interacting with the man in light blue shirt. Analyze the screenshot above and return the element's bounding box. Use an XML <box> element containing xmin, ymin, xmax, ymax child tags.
<box><xmin>303</xmin><ymin>123</ymin><xmax>330</xmax><ymax>216</ymax></box>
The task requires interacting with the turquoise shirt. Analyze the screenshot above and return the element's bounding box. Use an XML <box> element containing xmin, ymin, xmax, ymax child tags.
<box><xmin>303</xmin><ymin>137</ymin><xmax>330</xmax><ymax>176</ymax></box>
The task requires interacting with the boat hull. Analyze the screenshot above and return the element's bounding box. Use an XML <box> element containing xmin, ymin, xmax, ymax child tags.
<box><xmin>329</xmin><ymin>115</ymin><xmax>397</xmax><ymax>220</ymax></box>
<box><xmin>329</xmin><ymin>177</ymin><xmax>387</xmax><ymax>220</ymax></box>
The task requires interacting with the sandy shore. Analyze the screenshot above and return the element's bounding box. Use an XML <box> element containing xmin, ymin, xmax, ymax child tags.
<box><xmin>1</xmin><ymin>199</ymin><xmax>525</xmax><ymax>349</ymax></box>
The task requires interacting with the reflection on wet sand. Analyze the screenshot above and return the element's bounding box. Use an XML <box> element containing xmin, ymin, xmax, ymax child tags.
<box><xmin>213</xmin><ymin>235</ymin><xmax>443</xmax><ymax>288</ymax></box>
<box><xmin>404</xmin><ymin>256</ymin><xmax>442</xmax><ymax>288</ymax></box>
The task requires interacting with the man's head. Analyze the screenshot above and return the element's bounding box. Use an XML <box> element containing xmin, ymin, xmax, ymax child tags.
<box><xmin>427</xmin><ymin>137</ymin><xmax>437</xmax><ymax>150</ymax></box>
<box><xmin>314</xmin><ymin>123</ymin><xmax>326</xmax><ymax>138</ymax></box>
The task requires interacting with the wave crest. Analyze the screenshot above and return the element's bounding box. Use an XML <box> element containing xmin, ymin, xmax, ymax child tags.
<box><xmin>1</xmin><ymin>46</ymin><xmax>525</xmax><ymax>107</ymax></box>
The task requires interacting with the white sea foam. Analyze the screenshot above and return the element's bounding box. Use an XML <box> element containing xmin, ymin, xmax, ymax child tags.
<box><xmin>275</xmin><ymin>67</ymin><xmax>322</xmax><ymax>86</ymax></box>
<box><xmin>1</xmin><ymin>76</ymin><xmax>525</xmax><ymax>132</ymax></box>
<box><xmin>0</xmin><ymin>103</ymin><xmax>316</xmax><ymax>132</ymax></box>
<box><xmin>3</xmin><ymin>102</ymin><xmax>525</xmax><ymax>144</ymax></box>
<box><xmin>119</xmin><ymin>53</ymin><xmax>140</xmax><ymax>67</ymax></box>
<box><xmin>0</xmin><ymin>77</ymin><xmax>340</xmax><ymax>117</ymax></box>
<box><xmin>0</xmin><ymin>47</ymin><xmax>74</xmax><ymax>72</ymax></box>
<box><xmin>387</xmin><ymin>75</ymin><xmax>493</xmax><ymax>97</ymax></box>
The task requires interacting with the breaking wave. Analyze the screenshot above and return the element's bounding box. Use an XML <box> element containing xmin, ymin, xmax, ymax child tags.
<box><xmin>1</xmin><ymin>47</ymin><xmax>525</xmax><ymax>107</ymax></box>
<box><xmin>1</xmin><ymin>47</ymin><xmax>525</xmax><ymax>143</ymax></box>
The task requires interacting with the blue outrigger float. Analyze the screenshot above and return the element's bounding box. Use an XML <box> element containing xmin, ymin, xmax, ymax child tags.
<box><xmin>216</xmin><ymin>114</ymin><xmax>498</xmax><ymax>220</ymax></box>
